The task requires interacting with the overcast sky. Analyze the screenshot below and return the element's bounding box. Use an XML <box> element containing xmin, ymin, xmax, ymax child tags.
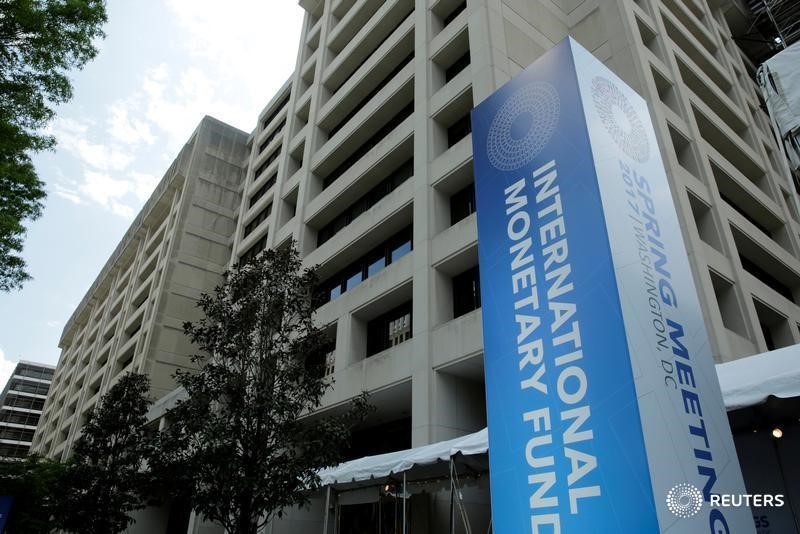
<box><xmin>0</xmin><ymin>1</ymin><xmax>305</xmax><ymax>387</ymax></box>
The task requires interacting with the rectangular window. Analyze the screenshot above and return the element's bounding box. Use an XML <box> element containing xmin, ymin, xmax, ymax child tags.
<box><xmin>243</xmin><ymin>203</ymin><xmax>272</xmax><ymax>238</ymax></box>
<box><xmin>10</xmin><ymin>379</ymin><xmax>49</xmax><ymax>396</ymax></box>
<box><xmin>367</xmin><ymin>302</ymin><xmax>412</xmax><ymax>356</ymax></box>
<box><xmin>346</xmin><ymin>270</ymin><xmax>363</xmax><ymax>291</ymax></box>
<box><xmin>0</xmin><ymin>428</ymin><xmax>35</xmax><ymax>442</ymax></box>
<box><xmin>442</xmin><ymin>1</ymin><xmax>467</xmax><ymax>27</ymax></box>
<box><xmin>254</xmin><ymin>146</ymin><xmax>282</xmax><ymax>180</ymax></box>
<box><xmin>447</xmin><ymin>114</ymin><xmax>472</xmax><ymax>147</ymax></box>
<box><xmin>249</xmin><ymin>175</ymin><xmax>277</xmax><ymax>208</ymax></box>
<box><xmin>239</xmin><ymin>234</ymin><xmax>269</xmax><ymax>265</ymax></box>
<box><xmin>450</xmin><ymin>182</ymin><xmax>476</xmax><ymax>225</ymax></box>
<box><xmin>330</xmin><ymin>12</ymin><xmax>414</xmax><ymax>95</ymax></box>
<box><xmin>319</xmin><ymin>226</ymin><xmax>412</xmax><ymax>304</ymax></box>
<box><xmin>367</xmin><ymin>255</ymin><xmax>386</xmax><ymax>277</ymax></box>
<box><xmin>259</xmin><ymin>118</ymin><xmax>286</xmax><ymax>153</ymax></box>
<box><xmin>453</xmin><ymin>266</ymin><xmax>481</xmax><ymax>318</ymax></box>
<box><xmin>262</xmin><ymin>95</ymin><xmax>290</xmax><ymax>130</ymax></box>
<box><xmin>739</xmin><ymin>255</ymin><xmax>794</xmax><ymax>302</ymax></box>
<box><xmin>323</xmin><ymin>103</ymin><xmax>414</xmax><ymax>190</ymax></box>
<box><xmin>390</xmin><ymin>241</ymin><xmax>411</xmax><ymax>263</ymax></box>
<box><xmin>0</xmin><ymin>410</ymin><xmax>40</xmax><ymax>426</ymax></box>
<box><xmin>329</xmin><ymin>53</ymin><xmax>414</xmax><ymax>138</ymax></box>
<box><xmin>317</xmin><ymin>158</ymin><xmax>413</xmax><ymax>246</ymax></box>
<box><xmin>445</xmin><ymin>50</ymin><xmax>471</xmax><ymax>82</ymax></box>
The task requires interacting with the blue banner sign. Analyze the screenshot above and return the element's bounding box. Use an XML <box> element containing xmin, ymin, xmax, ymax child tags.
<box><xmin>0</xmin><ymin>496</ymin><xmax>12</xmax><ymax>533</ymax></box>
<box><xmin>471</xmin><ymin>38</ymin><xmax>752</xmax><ymax>533</ymax></box>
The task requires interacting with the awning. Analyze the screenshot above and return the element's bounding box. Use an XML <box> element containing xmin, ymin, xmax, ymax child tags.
<box><xmin>318</xmin><ymin>428</ymin><xmax>488</xmax><ymax>487</ymax></box>
<box><xmin>716</xmin><ymin>344</ymin><xmax>800</xmax><ymax>411</ymax></box>
<box><xmin>315</xmin><ymin>350</ymin><xmax>800</xmax><ymax>488</ymax></box>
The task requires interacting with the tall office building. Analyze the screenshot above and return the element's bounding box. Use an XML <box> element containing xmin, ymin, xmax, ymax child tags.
<box><xmin>32</xmin><ymin>117</ymin><xmax>249</xmax><ymax>460</ymax></box>
<box><xmin>32</xmin><ymin>0</ymin><xmax>800</xmax><ymax>530</ymax></box>
<box><xmin>0</xmin><ymin>360</ymin><xmax>55</xmax><ymax>459</ymax></box>
<box><xmin>230</xmin><ymin>0</ymin><xmax>800</xmax><ymax>448</ymax></box>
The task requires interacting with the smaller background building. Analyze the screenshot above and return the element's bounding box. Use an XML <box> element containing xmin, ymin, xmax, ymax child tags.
<box><xmin>0</xmin><ymin>361</ymin><xmax>55</xmax><ymax>459</ymax></box>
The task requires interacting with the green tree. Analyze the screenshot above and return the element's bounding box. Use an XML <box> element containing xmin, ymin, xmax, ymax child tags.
<box><xmin>0</xmin><ymin>0</ymin><xmax>107</xmax><ymax>290</ymax></box>
<box><xmin>154</xmin><ymin>243</ymin><xmax>370</xmax><ymax>534</ymax></box>
<box><xmin>54</xmin><ymin>372</ymin><xmax>155</xmax><ymax>534</ymax></box>
<box><xmin>0</xmin><ymin>454</ymin><xmax>67</xmax><ymax>534</ymax></box>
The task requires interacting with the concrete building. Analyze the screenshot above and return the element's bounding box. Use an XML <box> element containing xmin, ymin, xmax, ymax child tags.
<box><xmin>232</xmin><ymin>0</ymin><xmax>800</xmax><ymax>450</ymax></box>
<box><xmin>32</xmin><ymin>0</ymin><xmax>800</xmax><ymax>531</ymax></box>
<box><xmin>31</xmin><ymin>117</ymin><xmax>249</xmax><ymax>460</ymax></box>
<box><xmin>0</xmin><ymin>360</ymin><xmax>55</xmax><ymax>459</ymax></box>
<box><xmin>229</xmin><ymin>0</ymin><xmax>800</xmax><ymax>530</ymax></box>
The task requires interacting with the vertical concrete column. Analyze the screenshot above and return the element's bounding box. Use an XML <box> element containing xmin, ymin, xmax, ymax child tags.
<box><xmin>468</xmin><ymin>0</ymin><xmax>510</xmax><ymax>106</ymax></box>
<box><xmin>410</xmin><ymin>0</ymin><xmax>435</xmax><ymax>447</ymax></box>
<box><xmin>288</xmin><ymin>0</ymin><xmax>335</xmax><ymax>258</ymax></box>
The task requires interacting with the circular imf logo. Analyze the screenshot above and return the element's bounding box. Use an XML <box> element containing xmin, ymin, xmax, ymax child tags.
<box><xmin>591</xmin><ymin>76</ymin><xmax>650</xmax><ymax>163</ymax></box>
<box><xmin>666</xmin><ymin>483</ymin><xmax>704</xmax><ymax>518</ymax></box>
<box><xmin>486</xmin><ymin>81</ymin><xmax>560</xmax><ymax>171</ymax></box>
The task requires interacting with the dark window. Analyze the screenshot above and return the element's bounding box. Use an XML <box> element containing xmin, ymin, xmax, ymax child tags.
<box><xmin>447</xmin><ymin>114</ymin><xmax>472</xmax><ymax>147</ymax></box>
<box><xmin>15</xmin><ymin>365</ymin><xmax>53</xmax><ymax>380</ymax></box>
<box><xmin>323</xmin><ymin>103</ymin><xmax>414</xmax><ymax>189</ymax></box>
<box><xmin>329</xmin><ymin>53</ymin><xmax>414</xmax><ymax>138</ymax></box>
<box><xmin>9</xmin><ymin>379</ymin><xmax>49</xmax><ymax>396</ymax></box>
<box><xmin>343</xmin><ymin>417</ymin><xmax>411</xmax><ymax>460</ymax></box>
<box><xmin>243</xmin><ymin>203</ymin><xmax>272</xmax><ymax>238</ymax></box>
<box><xmin>0</xmin><ymin>428</ymin><xmax>35</xmax><ymax>442</ymax></box>
<box><xmin>450</xmin><ymin>181</ymin><xmax>476</xmax><ymax>225</ymax></box>
<box><xmin>0</xmin><ymin>443</ymin><xmax>30</xmax><ymax>458</ymax></box>
<box><xmin>445</xmin><ymin>50</ymin><xmax>471</xmax><ymax>82</ymax></box>
<box><xmin>719</xmin><ymin>193</ymin><xmax>771</xmax><ymax>236</ymax></box>
<box><xmin>262</xmin><ymin>95</ymin><xmax>290</xmax><ymax>130</ymax></box>
<box><xmin>760</xmin><ymin>322</ymin><xmax>776</xmax><ymax>351</ymax></box>
<box><xmin>739</xmin><ymin>255</ymin><xmax>794</xmax><ymax>302</ymax></box>
<box><xmin>254</xmin><ymin>146</ymin><xmax>282</xmax><ymax>180</ymax></box>
<box><xmin>317</xmin><ymin>158</ymin><xmax>413</xmax><ymax>246</ymax></box>
<box><xmin>442</xmin><ymin>1</ymin><xmax>467</xmax><ymax>26</ymax></box>
<box><xmin>239</xmin><ymin>234</ymin><xmax>269</xmax><ymax>265</ymax></box>
<box><xmin>4</xmin><ymin>395</ymin><xmax>45</xmax><ymax>411</ymax></box>
<box><xmin>453</xmin><ymin>266</ymin><xmax>481</xmax><ymax>318</ymax></box>
<box><xmin>331</xmin><ymin>12</ymin><xmax>414</xmax><ymax>95</ymax></box>
<box><xmin>319</xmin><ymin>227</ymin><xmax>412</xmax><ymax>304</ymax></box>
<box><xmin>305</xmin><ymin>338</ymin><xmax>336</xmax><ymax>379</ymax></box>
<box><xmin>249</xmin><ymin>174</ymin><xmax>277</xmax><ymax>208</ymax></box>
<box><xmin>259</xmin><ymin>118</ymin><xmax>286</xmax><ymax>153</ymax></box>
<box><xmin>366</xmin><ymin>302</ymin><xmax>412</xmax><ymax>356</ymax></box>
<box><xmin>0</xmin><ymin>410</ymin><xmax>40</xmax><ymax>426</ymax></box>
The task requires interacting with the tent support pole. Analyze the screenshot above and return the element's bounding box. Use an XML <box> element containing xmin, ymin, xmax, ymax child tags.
<box><xmin>449</xmin><ymin>458</ymin><xmax>455</xmax><ymax>534</ymax></box>
<box><xmin>403</xmin><ymin>471</ymin><xmax>408</xmax><ymax>534</ymax></box>
<box><xmin>322</xmin><ymin>485</ymin><xmax>331</xmax><ymax>534</ymax></box>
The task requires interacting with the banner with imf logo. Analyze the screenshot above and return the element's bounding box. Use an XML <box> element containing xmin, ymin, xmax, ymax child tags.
<box><xmin>471</xmin><ymin>37</ymin><xmax>753</xmax><ymax>533</ymax></box>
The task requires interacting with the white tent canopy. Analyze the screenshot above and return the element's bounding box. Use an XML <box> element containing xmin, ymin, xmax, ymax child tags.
<box><xmin>318</xmin><ymin>348</ymin><xmax>800</xmax><ymax>487</ymax></box>
<box><xmin>318</xmin><ymin>428</ymin><xmax>488</xmax><ymax>487</ymax></box>
<box><xmin>715</xmin><ymin>344</ymin><xmax>800</xmax><ymax>411</ymax></box>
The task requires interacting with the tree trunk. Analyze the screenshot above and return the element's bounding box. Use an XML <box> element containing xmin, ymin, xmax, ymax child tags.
<box><xmin>237</xmin><ymin>498</ymin><xmax>258</xmax><ymax>534</ymax></box>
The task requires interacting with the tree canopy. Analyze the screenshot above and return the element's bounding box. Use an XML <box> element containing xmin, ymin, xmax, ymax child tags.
<box><xmin>0</xmin><ymin>0</ymin><xmax>107</xmax><ymax>290</ymax></box>
<box><xmin>154</xmin><ymin>243</ymin><xmax>370</xmax><ymax>534</ymax></box>
<box><xmin>54</xmin><ymin>372</ymin><xmax>155</xmax><ymax>534</ymax></box>
<box><xmin>0</xmin><ymin>454</ymin><xmax>67</xmax><ymax>534</ymax></box>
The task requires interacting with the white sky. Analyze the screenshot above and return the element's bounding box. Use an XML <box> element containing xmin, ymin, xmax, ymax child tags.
<box><xmin>0</xmin><ymin>1</ymin><xmax>305</xmax><ymax>388</ymax></box>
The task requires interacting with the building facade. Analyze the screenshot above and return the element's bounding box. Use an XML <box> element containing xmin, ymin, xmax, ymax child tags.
<box><xmin>32</xmin><ymin>0</ymin><xmax>800</xmax><ymax>530</ymax></box>
<box><xmin>0</xmin><ymin>360</ymin><xmax>55</xmax><ymax>459</ymax></box>
<box><xmin>233</xmin><ymin>0</ymin><xmax>800</xmax><ymax>449</ymax></box>
<box><xmin>230</xmin><ymin>0</ymin><xmax>800</xmax><ymax>530</ymax></box>
<box><xmin>31</xmin><ymin>117</ymin><xmax>249</xmax><ymax>460</ymax></box>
